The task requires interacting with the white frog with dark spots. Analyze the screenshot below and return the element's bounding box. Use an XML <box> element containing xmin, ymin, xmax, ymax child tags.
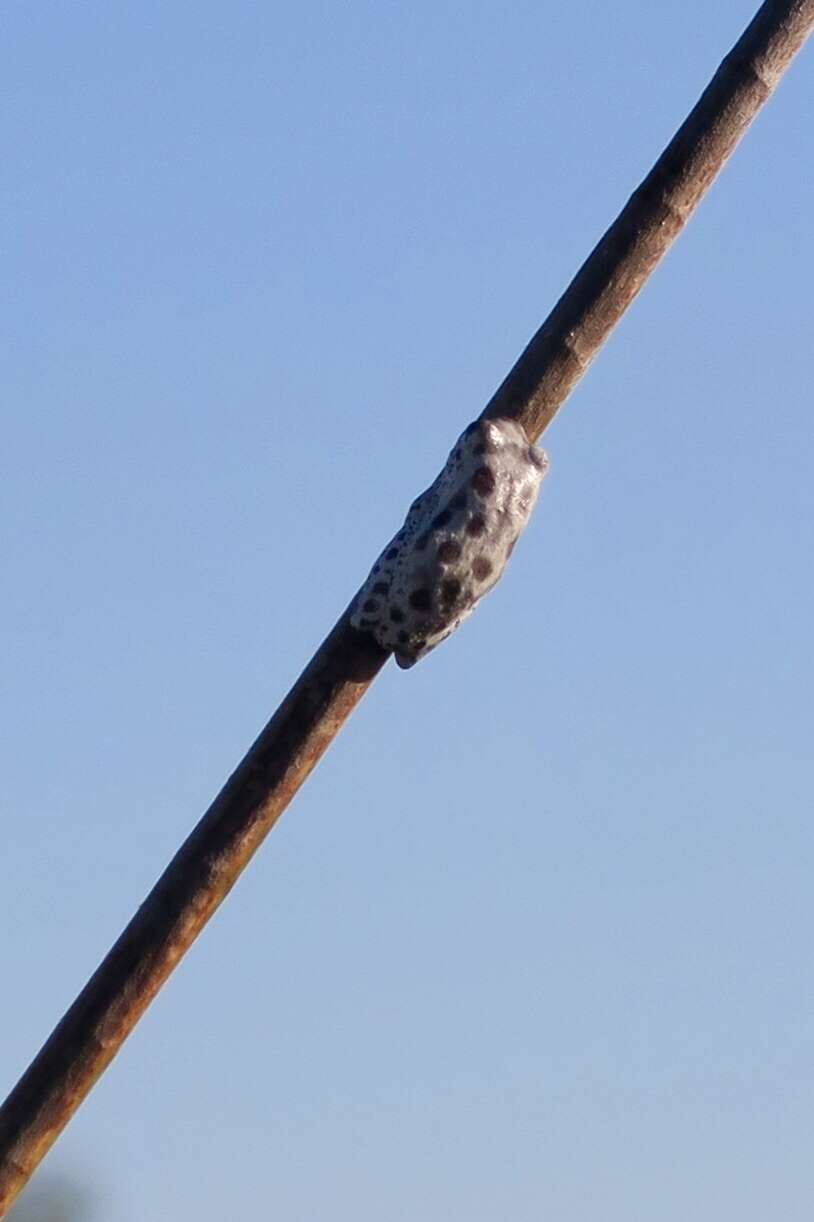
<box><xmin>352</xmin><ymin>417</ymin><xmax>548</xmax><ymax>667</ymax></box>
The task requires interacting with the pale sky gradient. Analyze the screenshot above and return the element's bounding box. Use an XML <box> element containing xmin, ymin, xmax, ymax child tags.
<box><xmin>3</xmin><ymin>2</ymin><xmax>813</xmax><ymax>1219</ymax></box>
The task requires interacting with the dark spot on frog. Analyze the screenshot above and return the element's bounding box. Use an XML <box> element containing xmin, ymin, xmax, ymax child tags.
<box><xmin>437</xmin><ymin>539</ymin><xmax>462</xmax><ymax>563</ymax></box>
<box><xmin>472</xmin><ymin>465</ymin><xmax>495</xmax><ymax>497</ymax></box>
<box><xmin>472</xmin><ymin>556</ymin><xmax>493</xmax><ymax>582</ymax></box>
<box><xmin>441</xmin><ymin>577</ymin><xmax>461</xmax><ymax>604</ymax></box>
<box><xmin>409</xmin><ymin>588</ymin><xmax>432</xmax><ymax>612</ymax></box>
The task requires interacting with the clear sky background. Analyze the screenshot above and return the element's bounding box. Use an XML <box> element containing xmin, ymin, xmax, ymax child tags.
<box><xmin>3</xmin><ymin>2</ymin><xmax>813</xmax><ymax>1219</ymax></box>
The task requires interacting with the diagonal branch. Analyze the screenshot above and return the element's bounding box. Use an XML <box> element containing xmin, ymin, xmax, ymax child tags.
<box><xmin>2</xmin><ymin>0</ymin><xmax>812</xmax><ymax>1213</ymax></box>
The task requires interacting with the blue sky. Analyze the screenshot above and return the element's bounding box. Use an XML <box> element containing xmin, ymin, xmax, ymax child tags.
<box><xmin>3</xmin><ymin>2</ymin><xmax>813</xmax><ymax>1218</ymax></box>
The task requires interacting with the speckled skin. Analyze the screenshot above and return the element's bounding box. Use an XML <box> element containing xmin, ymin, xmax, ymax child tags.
<box><xmin>351</xmin><ymin>417</ymin><xmax>548</xmax><ymax>668</ymax></box>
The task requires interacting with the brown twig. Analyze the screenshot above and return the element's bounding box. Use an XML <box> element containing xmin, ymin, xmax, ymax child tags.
<box><xmin>1</xmin><ymin>1</ymin><xmax>812</xmax><ymax>1213</ymax></box>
